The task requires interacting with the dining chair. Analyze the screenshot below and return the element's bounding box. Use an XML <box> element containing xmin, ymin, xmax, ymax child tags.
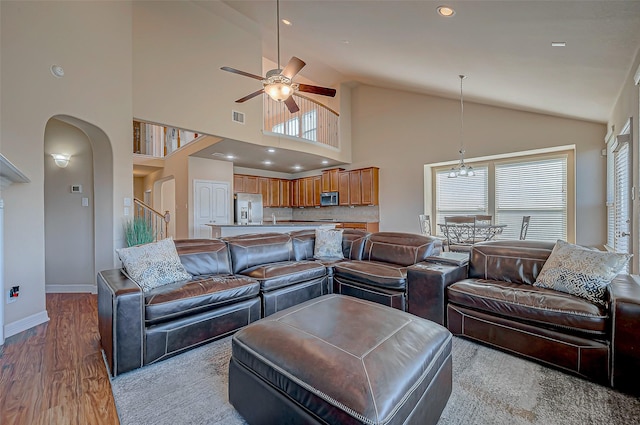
<box><xmin>444</xmin><ymin>216</ymin><xmax>477</xmax><ymax>252</ymax></box>
<box><xmin>519</xmin><ymin>216</ymin><xmax>531</xmax><ymax>240</ymax></box>
<box><xmin>418</xmin><ymin>214</ymin><xmax>432</xmax><ymax>236</ymax></box>
<box><xmin>474</xmin><ymin>215</ymin><xmax>493</xmax><ymax>225</ymax></box>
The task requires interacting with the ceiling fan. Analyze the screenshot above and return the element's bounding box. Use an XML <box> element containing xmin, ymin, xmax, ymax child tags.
<box><xmin>220</xmin><ymin>0</ymin><xmax>336</xmax><ymax>114</ymax></box>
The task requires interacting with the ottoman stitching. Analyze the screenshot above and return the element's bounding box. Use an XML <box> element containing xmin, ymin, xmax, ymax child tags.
<box><xmin>377</xmin><ymin>334</ymin><xmax>453</xmax><ymax>425</ymax></box>
<box><xmin>234</xmin><ymin>338</ymin><xmax>376</xmax><ymax>425</ymax></box>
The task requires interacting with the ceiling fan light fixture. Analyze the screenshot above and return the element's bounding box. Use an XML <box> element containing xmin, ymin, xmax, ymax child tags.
<box><xmin>264</xmin><ymin>81</ymin><xmax>293</xmax><ymax>102</ymax></box>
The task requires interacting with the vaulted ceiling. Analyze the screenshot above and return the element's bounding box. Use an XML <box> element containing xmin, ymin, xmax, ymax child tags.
<box><xmin>218</xmin><ymin>0</ymin><xmax>640</xmax><ymax>124</ymax></box>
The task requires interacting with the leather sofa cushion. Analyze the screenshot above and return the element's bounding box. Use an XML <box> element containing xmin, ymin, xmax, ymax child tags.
<box><xmin>334</xmin><ymin>260</ymin><xmax>408</xmax><ymax>289</ymax></box>
<box><xmin>362</xmin><ymin>232</ymin><xmax>441</xmax><ymax>266</ymax></box>
<box><xmin>144</xmin><ymin>274</ymin><xmax>260</xmax><ymax>325</ymax></box>
<box><xmin>241</xmin><ymin>260</ymin><xmax>326</xmax><ymax>292</ymax></box>
<box><xmin>227</xmin><ymin>233</ymin><xmax>294</xmax><ymax>274</ymax></box>
<box><xmin>469</xmin><ymin>240</ymin><xmax>555</xmax><ymax>285</ymax></box>
<box><xmin>231</xmin><ymin>294</ymin><xmax>452</xmax><ymax>425</ymax></box>
<box><xmin>174</xmin><ymin>239</ymin><xmax>232</xmax><ymax>276</ymax></box>
<box><xmin>448</xmin><ymin>278</ymin><xmax>608</xmax><ymax>336</ymax></box>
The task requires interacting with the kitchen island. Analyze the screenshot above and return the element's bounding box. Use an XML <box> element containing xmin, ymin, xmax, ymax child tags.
<box><xmin>206</xmin><ymin>222</ymin><xmax>336</xmax><ymax>238</ymax></box>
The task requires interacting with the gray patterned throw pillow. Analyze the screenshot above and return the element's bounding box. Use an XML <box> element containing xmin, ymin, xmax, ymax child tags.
<box><xmin>314</xmin><ymin>228</ymin><xmax>344</xmax><ymax>259</ymax></box>
<box><xmin>116</xmin><ymin>237</ymin><xmax>191</xmax><ymax>292</ymax></box>
<box><xmin>533</xmin><ymin>240</ymin><xmax>630</xmax><ymax>305</ymax></box>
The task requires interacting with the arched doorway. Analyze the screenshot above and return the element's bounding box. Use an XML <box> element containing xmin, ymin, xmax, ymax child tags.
<box><xmin>44</xmin><ymin>115</ymin><xmax>114</xmax><ymax>292</ymax></box>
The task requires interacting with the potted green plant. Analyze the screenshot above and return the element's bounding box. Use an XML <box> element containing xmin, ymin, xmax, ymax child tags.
<box><xmin>124</xmin><ymin>217</ymin><xmax>156</xmax><ymax>247</ymax></box>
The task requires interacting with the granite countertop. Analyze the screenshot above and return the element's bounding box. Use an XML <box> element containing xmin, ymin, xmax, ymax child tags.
<box><xmin>206</xmin><ymin>222</ymin><xmax>338</xmax><ymax>227</ymax></box>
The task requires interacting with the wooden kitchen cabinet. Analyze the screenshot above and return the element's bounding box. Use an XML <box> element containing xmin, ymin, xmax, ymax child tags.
<box><xmin>233</xmin><ymin>174</ymin><xmax>259</xmax><ymax>194</ymax></box>
<box><xmin>321</xmin><ymin>168</ymin><xmax>341</xmax><ymax>192</ymax></box>
<box><xmin>281</xmin><ymin>179</ymin><xmax>291</xmax><ymax>207</ymax></box>
<box><xmin>303</xmin><ymin>177</ymin><xmax>314</xmax><ymax>207</ymax></box>
<box><xmin>360</xmin><ymin>167</ymin><xmax>379</xmax><ymax>206</ymax></box>
<box><xmin>313</xmin><ymin>176</ymin><xmax>322</xmax><ymax>206</ymax></box>
<box><xmin>335</xmin><ymin>222</ymin><xmax>379</xmax><ymax>232</ymax></box>
<box><xmin>338</xmin><ymin>171</ymin><xmax>350</xmax><ymax>206</ymax></box>
<box><xmin>349</xmin><ymin>170</ymin><xmax>362</xmax><ymax>205</ymax></box>
<box><xmin>258</xmin><ymin>177</ymin><xmax>270</xmax><ymax>206</ymax></box>
<box><xmin>269</xmin><ymin>178</ymin><xmax>280</xmax><ymax>207</ymax></box>
<box><xmin>292</xmin><ymin>179</ymin><xmax>301</xmax><ymax>207</ymax></box>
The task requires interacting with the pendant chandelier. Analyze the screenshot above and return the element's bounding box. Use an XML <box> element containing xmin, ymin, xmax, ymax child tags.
<box><xmin>448</xmin><ymin>75</ymin><xmax>474</xmax><ymax>178</ymax></box>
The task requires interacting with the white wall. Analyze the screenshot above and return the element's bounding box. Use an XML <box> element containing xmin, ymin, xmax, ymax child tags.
<box><xmin>44</xmin><ymin>119</ymin><xmax>95</xmax><ymax>291</ymax></box>
<box><xmin>350</xmin><ymin>84</ymin><xmax>606</xmax><ymax>246</ymax></box>
<box><xmin>1</xmin><ymin>1</ymin><xmax>133</xmax><ymax>333</ymax></box>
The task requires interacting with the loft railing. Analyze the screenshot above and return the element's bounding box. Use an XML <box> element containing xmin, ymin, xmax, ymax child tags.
<box><xmin>263</xmin><ymin>94</ymin><xmax>340</xmax><ymax>149</ymax></box>
<box><xmin>133</xmin><ymin>198</ymin><xmax>170</xmax><ymax>241</ymax></box>
<box><xmin>133</xmin><ymin>121</ymin><xmax>202</xmax><ymax>158</ymax></box>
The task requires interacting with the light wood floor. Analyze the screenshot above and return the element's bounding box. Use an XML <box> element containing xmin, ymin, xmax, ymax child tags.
<box><xmin>0</xmin><ymin>293</ymin><xmax>120</xmax><ymax>424</ymax></box>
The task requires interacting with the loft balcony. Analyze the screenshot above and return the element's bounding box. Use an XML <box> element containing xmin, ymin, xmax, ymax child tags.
<box><xmin>132</xmin><ymin>93</ymin><xmax>340</xmax><ymax>165</ymax></box>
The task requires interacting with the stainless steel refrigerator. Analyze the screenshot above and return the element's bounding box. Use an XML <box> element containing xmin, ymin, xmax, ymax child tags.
<box><xmin>234</xmin><ymin>193</ymin><xmax>263</xmax><ymax>225</ymax></box>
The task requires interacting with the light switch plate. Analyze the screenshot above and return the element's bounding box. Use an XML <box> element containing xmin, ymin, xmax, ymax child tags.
<box><xmin>82</xmin><ymin>197</ymin><xmax>89</xmax><ymax>207</ymax></box>
<box><xmin>123</xmin><ymin>197</ymin><xmax>132</xmax><ymax>207</ymax></box>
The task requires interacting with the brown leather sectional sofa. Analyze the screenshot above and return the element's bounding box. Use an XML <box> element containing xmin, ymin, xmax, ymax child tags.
<box><xmin>98</xmin><ymin>230</ymin><xmax>444</xmax><ymax>376</ymax></box>
<box><xmin>446</xmin><ymin>240</ymin><xmax>640</xmax><ymax>394</ymax></box>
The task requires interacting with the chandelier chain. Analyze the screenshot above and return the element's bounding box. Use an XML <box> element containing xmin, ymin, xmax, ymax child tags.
<box><xmin>276</xmin><ymin>0</ymin><xmax>281</xmax><ymax>70</ymax></box>
<box><xmin>459</xmin><ymin>74</ymin><xmax>466</xmax><ymax>156</ymax></box>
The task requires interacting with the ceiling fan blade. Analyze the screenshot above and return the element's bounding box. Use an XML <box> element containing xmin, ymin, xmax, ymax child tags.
<box><xmin>281</xmin><ymin>57</ymin><xmax>306</xmax><ymax>79</ymax></box>
<box><xmin>236</xmin><ymin>89</ymin><xmax>264</xmax><ymax>103</ymax></box>
<box><xmin>297</xmin><ymin>83</ymin><xmax>337</xmax><ymax>97</ymax></box>
<box><xmin>284</xmin><ymin>96</ymin><xmax>300</xmax><ymax>113</ymax></box>
<box><xmin>221</xmin><ymin>66</ymin><xmax>264</xmax><ymax>81</ymax></box>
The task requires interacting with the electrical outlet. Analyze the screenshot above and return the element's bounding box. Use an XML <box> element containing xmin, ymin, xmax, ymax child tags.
<box><xmin>7</xmin><ymin>285</ymin><xmax>19</xmax><ymax>304</ymax></box>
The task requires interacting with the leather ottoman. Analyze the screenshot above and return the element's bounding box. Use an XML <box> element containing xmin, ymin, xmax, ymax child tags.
<box><xmin>228</xmin><ymin>294</ymin><xmax>452</xmax><ymax>425</ymax></box>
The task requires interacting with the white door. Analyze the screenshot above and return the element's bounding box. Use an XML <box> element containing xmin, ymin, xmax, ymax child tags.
<box><xmin>193</xmin><ymin>180</ymin><xmax>229</xmax><ymax>238</ymax></box>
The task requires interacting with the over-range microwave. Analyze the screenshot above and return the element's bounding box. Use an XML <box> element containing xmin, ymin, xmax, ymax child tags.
<box><xmin>320</xmin><ymin>191</ymin><xmax>339</xmax><ymax>206</ymax></box>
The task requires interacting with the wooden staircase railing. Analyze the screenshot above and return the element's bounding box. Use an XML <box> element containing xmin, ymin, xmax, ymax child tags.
<box><xmin>133</xmin><ymin>198</ymin><xmax>170</xmax><ymax>241</ymax></box>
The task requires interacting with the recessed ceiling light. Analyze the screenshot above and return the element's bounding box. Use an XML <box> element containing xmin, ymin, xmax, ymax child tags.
<box><xmin>51</xmin><ymin>65</ymin><xmax>65</xmax><ymax>78</ymax></box>
<box><xmin>551</xmin><ymin>41</ymin><xmax>566</xmax><ymax>47</ymax></box>
<box><xmin>267</xmin><ymin>148</ymin><xmax>276</xmax><ymax>153</ymax></box>
<box><xmin>281</xmin><ymin>18</ymin><xmax>292</xmax><ymax>26</ymax></box>
<box><xmin>341</xmin><ymin>40</ymin><xmax>350</xmax><ymax>45</ymax></box>
<box><xmin>263</xmin><ymin>160</ymin><xmax>272</xmax><ymax>165</ymax></box>
<box><xmin>437</xmin><ymin>5</ymin><xmax>455</xmax><ymax>17</ymax></box>
<box><xmin>293</xmin><ymin>165</ymin><xmax>302</xmax><ymax>170</ymax></box>
<box><xmin>322</xmin><ymin>160</ymin><xmax>329</xmax><ymax>165</ymax></box>
<box><xmin>226</xmin><ymin>154</ymin><xmax>235</xmax><ymax>160</ymax></box>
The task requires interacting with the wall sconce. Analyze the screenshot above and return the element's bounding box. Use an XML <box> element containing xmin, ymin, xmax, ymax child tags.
<box><xmin>51</xmin><ymin>153</ymin><xmax>71</xmax><ymax>168</ymax></box>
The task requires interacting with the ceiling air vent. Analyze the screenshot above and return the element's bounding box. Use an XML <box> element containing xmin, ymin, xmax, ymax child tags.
<box><xmin>232</xmin><ymin>110</ymin><xmax>245</xmax><ymax>125</ymax></box>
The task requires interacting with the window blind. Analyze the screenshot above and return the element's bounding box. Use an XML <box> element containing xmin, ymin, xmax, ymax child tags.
<box><xmin>435</xmin><ymin>166</ymin><xmax>488</xmax><ymax>228</ymax></box>
<box><xmin>495</xmin><ymin>157</ymin><xmax>567</xmax><ymax>242</ymax></box>
<box><xmin>613</xmin><ymin>141</ymin><xmax>630</xmax><ymax>255</ymax></box>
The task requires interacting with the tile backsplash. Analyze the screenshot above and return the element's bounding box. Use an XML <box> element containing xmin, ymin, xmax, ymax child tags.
<box><xmin>264</xmin><ymin>206</ymin><xmax>380</xmax><ymax>222</ymax></box>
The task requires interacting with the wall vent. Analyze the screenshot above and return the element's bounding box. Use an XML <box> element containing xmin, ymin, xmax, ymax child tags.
<box><xmin>232</xmin><ymin>110</ymin><xmax>245</xmax><ymax>124</ymax></box>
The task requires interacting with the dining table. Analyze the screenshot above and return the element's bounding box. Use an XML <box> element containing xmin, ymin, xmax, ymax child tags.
<box><xmin>438</xmin><ymin>222</ymin><xmax>507</xmax><ymax>243</ymax></box>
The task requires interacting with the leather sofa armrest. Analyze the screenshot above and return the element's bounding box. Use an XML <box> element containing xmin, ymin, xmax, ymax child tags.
<box><xmin>609</xmin><ymin>273</ymin><xmax>640</xmax><ymax>394</ymax></box>
<box><xmin>406</xmin><ymin>261</ymin><xmax>468</xmax><ymax>326</ymax></box>
<box><xmin>97</xmin><ymin>269</ymin><xmax>144</xmax><ymax>376</ymax></box>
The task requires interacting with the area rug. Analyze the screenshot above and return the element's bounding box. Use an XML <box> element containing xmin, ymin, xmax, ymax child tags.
<box><xmin>110</xmin><ymin>336</ymin><xmax>640</xmax><ymax>425</ymax></box>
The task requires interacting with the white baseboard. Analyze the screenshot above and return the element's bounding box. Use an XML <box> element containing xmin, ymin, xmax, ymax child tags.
<box><xmin>45</xmin><ymin>284</ymin><xmax>97</xmax><ymax>294</ymax></box>
<box><xmin>5</xmin><ymin>310</ymin><xmax>50</xmax><ymax>339</ymax></box>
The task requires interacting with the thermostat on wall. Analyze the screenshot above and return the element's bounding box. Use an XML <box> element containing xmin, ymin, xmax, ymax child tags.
<box><xmin>71</xmin><ymin>184</ymin><xmax>82</xmax><ymax>193</ymax></box>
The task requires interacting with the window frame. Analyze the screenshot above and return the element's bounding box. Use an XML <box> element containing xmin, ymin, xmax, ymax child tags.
<box><xmin>430</xmin><ymin>149</ymin><xmax>575</xmax><ymax>243</ymax></box>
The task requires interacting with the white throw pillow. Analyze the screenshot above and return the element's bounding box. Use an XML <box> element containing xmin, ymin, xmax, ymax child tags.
<box><xmin>314</xmin><ymin>228</ymin><xmax>344</xmax><ymax>259</ymax></box>
<box><xmin>116</xmin><ymin>237</ymin><xmax>191</xmax><ymax>292</ymax></box>
<box><xmin>533</xmin><ymin>240</ymin><xmax>631</xmax><ymax>305</ymax></box>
